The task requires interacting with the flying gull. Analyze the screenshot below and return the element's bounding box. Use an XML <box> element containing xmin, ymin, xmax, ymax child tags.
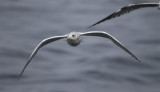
<box><xmin>89</xmin><ymin>2</ymin><xmax>160</xmax><ymax>28</ymax></box>
<box><xmin>19</xmin><ymin>31</ymin><xmax>141</xmax><ymax>79</ymax></box>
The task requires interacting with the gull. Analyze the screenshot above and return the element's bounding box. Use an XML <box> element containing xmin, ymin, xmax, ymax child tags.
<box><xmin>19</xmin><ymin>31</ymin><xmax>140</xmax><ymax>79</ymax></box>
<box><xmin>89</xmin><ymin>2</ymin><xmax>160</xmax><ymax>28</ymax></box>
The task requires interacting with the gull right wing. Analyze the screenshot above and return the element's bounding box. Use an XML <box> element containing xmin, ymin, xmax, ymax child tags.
<box><xmin>81</xmin><ymin>31</ymin><xmax>141</xmax><ymax>62</ymax></box>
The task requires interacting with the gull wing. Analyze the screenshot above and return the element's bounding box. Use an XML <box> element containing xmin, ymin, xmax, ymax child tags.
<box><xmin>81</xmin><ymin>31</ymin><xmax>141</xmax><ymax>62</ymax></box>
<box><xmin>89</xmin><ymin>2</ymin><xmax>159</xmax><ymax>27</ymax></box>
<box><xmin>19</xmin><ymin>35</ymin><xmax>67</xmax><ymax>79</ymax></box>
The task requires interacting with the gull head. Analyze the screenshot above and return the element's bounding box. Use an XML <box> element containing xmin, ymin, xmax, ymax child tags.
<box><xmin>67</xmin><ymin>32</ymin><xmax>82</xmax><ymax>46</ymax></box>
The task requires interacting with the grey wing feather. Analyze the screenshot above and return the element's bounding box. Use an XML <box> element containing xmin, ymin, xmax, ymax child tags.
<box><xmin>81</xmin><ymin>31</ymin><xmax>141</xmax><ymax>62</ymax></box>
<box><xmin>89</xmin><ymin>2</ymin><xmax>159</xmax><ymax>28</ymax></box>
<box><xmin>18</xmin><ymin>35</ymin><xmax>67</xmax><ymax>79</ymax></box>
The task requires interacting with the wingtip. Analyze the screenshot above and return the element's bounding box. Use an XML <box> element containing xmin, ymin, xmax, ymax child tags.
<box><xmin>88</xmin><ymin>22</ymin><xmax>100</xmax><ymax>28</ymax></box>
<box><xmin>18</xmin><ymin>74</ymin><xmax>22</xmax><ymax>80</ymax></box>
<box><xmin>135</xmin><ymin>57</ymin><xmax>141</xmax><ymax>62</ymax></box>
<box><xmin>137</xmin><ymin>59</ymin><xmax>141</xmax><ymax>62</ymax></box>
<box><xmin>88</xmin><ymin>24</ymin><xmax>95</xmax><ymax>29</ymax></box>
<box><xmin>132</xmin><ymin>55</ymin><xmax>141</xmax><ymax>62</ymax></box>
<box><xmin>18</xmin><ymin>77</ymin><xmax>21</xmax><ymax>80</ymax></box>
<box><xmin>18</xmin><ymin>68</ymin><xmax>25</xmax><ymax>80</ymax></box>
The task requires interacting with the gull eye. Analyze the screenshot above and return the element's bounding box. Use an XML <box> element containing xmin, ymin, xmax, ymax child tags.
<box><xmin>72</xmin><ymin>34</ymin><xmax>75</xmax><ymax>37</ymax></box>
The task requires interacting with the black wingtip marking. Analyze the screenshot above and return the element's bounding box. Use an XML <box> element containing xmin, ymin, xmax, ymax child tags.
<box><xmin>88</xmin><ymin>23</ymin><xmax>99</xmax><ymax>28</ymax></box>
<box><xmin>88</xmin><ymin>20</ymin><xmax>105</xmax><ymax>28</ymax></box>
<box><xmin>18</xmin><ymin>68</ymin><xmax>25</xmax><ymax>80</ymax></box>
<box><xmin>132</xmin><ymin>55</ymin><xmax>141</xmax><ymax>62</ymax></box>
<box><xmin>18</xmin><ymin>72</ymin><xmax>23</xmax><ymax>80</ymax></box>
<box><xmin>135</xmin><ymin>57</ymin><xmax>141</xmax><ymax>62</ymax></box>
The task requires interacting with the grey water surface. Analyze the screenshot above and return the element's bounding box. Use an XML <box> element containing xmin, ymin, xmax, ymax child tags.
<box><xmin>0</xmin><ymin>0</ymin><xmax>160</xmax><ymax>92</ymax></box>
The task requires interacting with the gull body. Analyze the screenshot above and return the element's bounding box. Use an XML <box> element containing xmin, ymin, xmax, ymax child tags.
<box><xmin>67</xmin><ymin>32</ymin><xmax>81</xmax><ymax>46</ymax></box>
<box><xmin>89</xmin><ymin>2</ymin><xmax>160</xmax><ymax>27</ymax></box>
<box><xmin>19</xmin><ymin>31</ymin><xmax>141</xmax><ymax>79</ymax></box>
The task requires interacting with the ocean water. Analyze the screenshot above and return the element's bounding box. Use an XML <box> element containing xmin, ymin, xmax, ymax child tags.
<box><xmin>0</xmin><ymin>0</ymin><xmax>160</xmax><ymax>92</ymax></box>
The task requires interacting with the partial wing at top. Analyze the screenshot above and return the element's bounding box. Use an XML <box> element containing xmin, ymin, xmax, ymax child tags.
<box><xmin>89</xmin><ymin>2</ymin><xmax>160</xmax><ymax>28</ymax></box>
<box><xmin>19</xmin><ymin>35</ymin><xmax>67</xmax><ymax>79</ymax></box>
<box><xmin>81</xmin><ymin>31</ymin><xmax>141</xmax><ymax>62</ymax></box>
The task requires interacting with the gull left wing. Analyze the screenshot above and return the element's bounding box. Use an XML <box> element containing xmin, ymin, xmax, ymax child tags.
<box><xmin>19</xmin><ymin>35</ymin><xmax>67</xmax><ymax>79</ymax></box>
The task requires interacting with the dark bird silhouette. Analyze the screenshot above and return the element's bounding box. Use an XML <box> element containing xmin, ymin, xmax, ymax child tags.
<box><xmin>89</xmin><ymin>2</ymin><xmax>160</xmax><ymax>28</ymax></box>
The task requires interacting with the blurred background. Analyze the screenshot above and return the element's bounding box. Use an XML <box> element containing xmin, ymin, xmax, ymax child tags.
<box><xmin>0</xmin><ymin>0</ymin><xmax>160</xmax><ymax>92</ymax></box>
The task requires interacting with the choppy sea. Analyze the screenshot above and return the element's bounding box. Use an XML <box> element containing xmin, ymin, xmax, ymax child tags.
<box><xmin>0</xmin><ymin>0</ymin><xmax>160</xmax><ymax>92</ymax></box>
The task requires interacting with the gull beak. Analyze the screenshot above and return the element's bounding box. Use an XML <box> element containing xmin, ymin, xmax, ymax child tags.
<box><xmin>67</xmin><ymin>36</ymin><xmax>69</xmax><ymax>40</ymax></box>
